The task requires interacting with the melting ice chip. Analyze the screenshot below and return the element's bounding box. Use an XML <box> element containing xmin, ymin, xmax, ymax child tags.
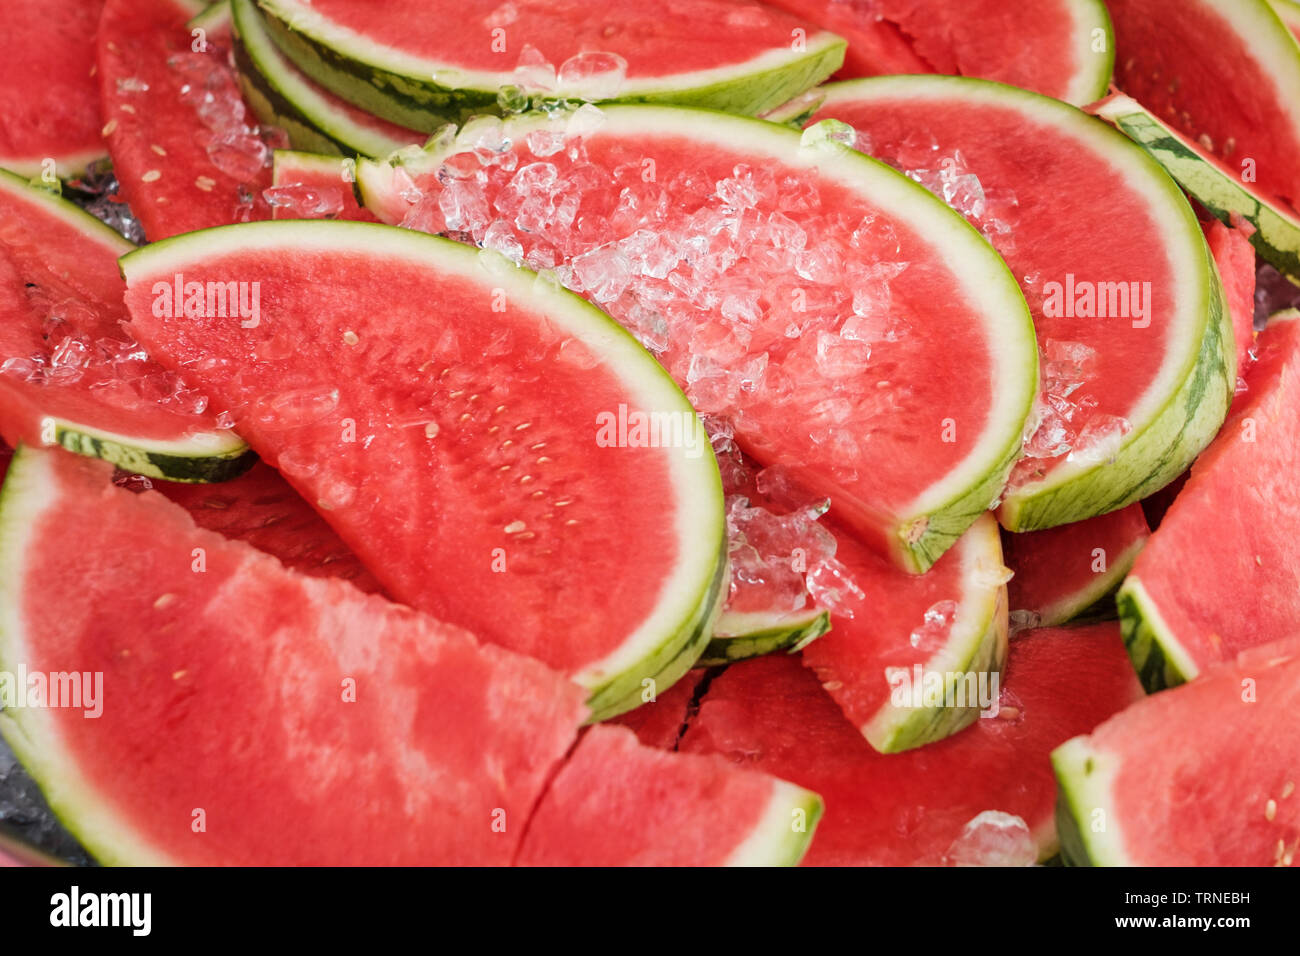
<box><xmin>556</xmin><ymin>52</ymin><xmax>628</xmax><ymax>102</ymax></box>
<box><xmin>946</xmin><ymin>810</ymin><xmax>1037</xmax><ymax>867</ymax></box>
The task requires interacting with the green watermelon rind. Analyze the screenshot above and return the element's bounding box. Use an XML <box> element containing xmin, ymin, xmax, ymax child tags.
<box><xmin>725</xmin><ymin>781</ymin><xmax>824</xmax><ymax>866</ymax></box>
<box><xmin>1029</xmin><ymin>532</ymin><xmax>1147</xmax><ymax>628</ymax></box>
<box><xmin>0</xmin><ymin>446</ymin><xmax>172</xmax><ymax>866</ymax></box>
<box><xmin>1272</xmin><ymin>0</ymin><xmax>1300</xmax><ymax>33</ymax></box>
<box><xmin>696</xmin><ymin>606</ymin><xmax>831</xmax><ymax>668</ymax></box>
<box><xmin>1093</xmin><ymin>93</ymin><xmax>1300</xmax><ymax>285</ymax></box>
<box><xmin>358</xmin><ymin>105</ymin><xmax>1039</xmax><ymax>574</ymax></box>
<box><xmin>1050</xmin><ymin>735</ymin><xmax>1133</xmax><ymax>866</ymax></box>
<box><xmin>117</xmin><ymin>219</ymin><xmax>728</xmax><ymax>720</ymax></box>
<box><xmin>255</xmin><ymin>0</ymin><xmax>847</xmax><ymax>132</ymax></box>
<box><xmin>859</xmin><ymin>514</ymin><xmax>1009</xmax><ymax>754</ymax></box>
<box><xmin>1115</xmin><ymin>578</ymin><xmax>1197</xmax><ymax>692</ymax></box>
<box><xmin>231</xmin><ymin>0</ymin><xmax>422</xmax><ymax>158</ymax></box>
<box><xmin>1062</xmin><ymin>0</ymin><xmax>1116</xmax><ymax>107</ymax></box>
<box><xmin>0</xmin><ymin>169</ymin><xmax>253</xmax><ymax>481</ymax></box>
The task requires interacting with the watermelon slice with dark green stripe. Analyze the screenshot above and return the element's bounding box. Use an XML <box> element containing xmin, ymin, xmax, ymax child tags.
<box><xmin>231</xmin><ymin>0</ymin><xmax>425</xmax><ymax>158</ymax></box>
<box><xmin>0</xmin><ymin>0</ymin><xmax>106</xmax><ymax>179</ymax></box>
<box><xmin>98</xmin><ymin>0</ymin><xmax>273</xmax><ymax>240</ymax></box>
<box><xmin>766</xmin><ymin>0</ymin><xmax>1114</xmax><ymax>106</ymax></box>
<box><xmin>810</xmin><ymin>76</ymin><xmax>1234</xmax><ymax>533</ymax></box>
<box><xmin>253</xmin><ymin>0</ymin><xmax>846</xmax><ymax>131</ymax></box>
<box><xmin>357</xmin><ymin>104</ymin><xmax>1039</xmax><ymax>573</ymax></box>
<box><xmin>0</xmin><ymin>445</ymin><xmax>588</xmax><ymax>865</ymax></box>
<box><xmin>1092</xmin><ymin>92</ymin><xmax>1300</xmax><ymax>286</ymax></box>
<box><xmin>1118</xmin><ymin>310</ymin><xmax>1300</xmax><ymax>691</ymax></box>
<box><xmin>1107</xmin><ymin>0</ymin><xmax>1300</xmax><ymax>215</ymax></box>
<box><xmin>269</xmin><ymin>149</ymin><xmax>377</xmax><ymax>221</ymax></box>
<box><xmin>516</xmin><ymin>725</ymin><xmax>821</xmax><ymax>866</ymax></box>
<box><xmin>800</xmin><ymin>513</ymin><xmax>1009</xmax><ymax>753</ymax></box>
<box><xmin>1004</xmin><ymin>503</ymin><xmax>1149</xmax><ymax>627</ymax></box>
<box><xmin>681</xmin><ymin>623</ymin><xmax>1144</xmax><ymax>865</ymax></box>
<box><xmin>0</xmin><ymin>170</ymin><xmax>249</xmax><ymax>481</ymax></box>
<box><xmin>1054</xmin><ymin>636</ymin><xmax>1300</xmax><ymax>866</ymax></box>
<box><xmin>120</xmin><ymin>219</ymin><xmax>727</xmax><ymax>720</ymax></box>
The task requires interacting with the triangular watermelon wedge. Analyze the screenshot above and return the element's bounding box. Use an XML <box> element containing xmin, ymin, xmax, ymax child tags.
<box><xmin>120</xmin><ymin>219</ymin><xmax>727</xmax><ymax>720</ymax></box>
<box><xmin>809</xmin><ymin>77</ymin><xmax>1234</xmax><ymax>532</ymax></box>
<box><xmin>357</xmin><ymin>104</ymin><xmax>1039</xmax><ymax>573</ymax></box>
<box><xmin>1118</xmin><ymin>310</ymin><xmax>1300</xmax><ymax>690</ymax></box>
<box><xmin>516</xmin><ymin>725</ymin><xmax>822</xmax><ymax>866</ymax></box>
<box><xmin>0</xmin><ymin>170</ymin><xmax>249</xmax><ymax>481</ymax></box>
<box><xmin>268</xmin><ymin>149</ymin><xmax>377</xmax><ymax>221</ymax></box>
<box><xmin>0</xmin><ymin>445</ymin><xmax>587</xmax><ymax>865</ymax></box>
<box><xmin>1053</xmin><ymin>636</ymin><xmax>1300</xmax><ymax>866</ymax></box>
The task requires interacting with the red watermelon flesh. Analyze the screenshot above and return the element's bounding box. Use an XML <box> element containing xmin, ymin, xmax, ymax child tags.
<box><xmin>1119</xmin><ymin>311</ymin><xmax>1300</xmax><ymax>683</ymax></box>
<box><xmin>264</xmin><ymin>0</ymin><xmax>833</xmax><ymax>82</ymax></box>
<box><xmin>359</xmin><ymin>106</ymin><xmax>1037</xmax><ymax>573</ymax></box>
<box><xmin>153</xmin><ymin>461</ymin><xmax>383</xmax><ymax>595</ymax></box>
<box><xmin>799</xmin><ymin>513</ymin><xmax>1009</xmax><ymax>753</ymax></box>
<box><xmin>1108</xmin><ymin>0</ymin><xmax>1300</xmax><ymax>212</ymax></box>
<box><xmin>1054</xmin><ymin>636</ymin><xmax>1300</xmax><ymax>866</ymax></box>
<box><xmin>0</xmin><ymin>172</ymin><xmax>231</xmax><ymax>452</ymax></box>
<box><xmin>121</xmin><ymin>221</ymin><xmax>726</xmax><ymax>718</ymax></box>
<box><xmin>1202</xmin><ymin>218</ymin><xmax>1259</xmax><ymax>387</ymax></box>
<box><xmin>809</xmin><ymin>79</ymin><xmax>1225</xmax><ymax>520</ymax></box>
<box><xmin>0</xmin><ymin>0</ymin><xmax>105</xmax><ymax>178</ymax></box>
<box><xmin>516</xmin><ymin>724</ymin><xmax>821</xmax><ymax>865</ymax></box>
<box><xmin>1004</xmin><ymin>503</ymin><xmax>1149</xmax><ymax>627</ymax></box>
<box><xmin>609</xmin><ymin>670</ymin><xmax>704</xmax><ymax>751</ymax></box>
<box><xmin>268</xmin><ymin>151</ymin><xmax>378</xmax><ymax>222</ymax></box>
<box><xmin>98</xmin><ymin>0</ymin><xmax>274</xmax><ymax>241</ymax></box>
<box><xmin>0</xmin><ymin>445</ymin><xmax>587</xmax><ymax>865</ymax></box>
<box><xmin>680</xmin><ymin>623</ymin><xmax>1144</xmax><ymax>865</ymax></box>
<box><xmin>760</xmin><ymin>1</ymin><xmax>933</xmax><ymax>77</ymax></box>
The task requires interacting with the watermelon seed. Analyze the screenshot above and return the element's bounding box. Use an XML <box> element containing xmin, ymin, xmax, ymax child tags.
<box><xmin>154</xmin><ymin>593</ymin><xmax>177</xmax><ymax>610</ymax></box>
<box><xmin>343</xmin><ymin>330</ymin><xmax>360</xmax><ymax>346</ymax></box>
<box><xmin>529</xmin><ymin>441</ymin><xmax>546</xmax><ymax>450</ymax></box>
<box><xmin>515</xmin><ymin>422</ymin><xmax>532</xmax><ymax>431</ymax></box>
<box><xmin>520</xmin><ymin>475</ymin><xmax>534</xmax><ymax>484</ymax></box>
<box><xmin>495</xmin><ymin>405</ymin><xmax>508</xmax><ymax>414</ymax></box>
<box><xmin>504</xmin><ymin>521</ymin><xmax>527</xmax><ymax>534</ymax></box>
<box><xmin>119</xmin><ymin>103</ymin><xmax>136</xmax><ymax>114</ymax></box>
<box><xmin>530</xmin><ymin>491</ymin><xmax>545</xmax><ymax>499</ymax></box>
<box><xmin>564</xmin><ymin>519</ymin><xmax>579</xmax><ymax>526</ymax></box>
<box><xmin>1266</xmin><ymin>799</ymin><xmax>1277</xmax><ymax>821</ymax></box>
<box><xmin>537</xmin><ymin>456</ymin><xmax>552</xmax><ymax>464</ymax></box>
<box><xmin>194</xmin><ymin>176</ymin><xmax>216</xmax><ymax>192</ymax></box>
<box><xmin>424</xmin><ymin>422</ymin><xmax>440</xmax><ymax>438</ymax></box>
<box><xmin>141</xmin><ymin>170</ymin><xmax>161</xmax><ymax>183</ymax></box>
<box><xmin>172</xmin><ymin>670</ymin><xmax>188</xmax><ymax>681</ymax></box>
<box><xmin>554</xmin><ymin>497</ymin><xmax>574</xmax><ymax>507</ymax></box>
<box><xmin>459</xmin><ymin>412</ymin><xmax>472</xmax><ymax>422</ymax></box>
<box><xmin>101</xmin><ymin>119</ymin><xmax>118</xmax><ymax>136</ymax></box>
<box><xmin>1283</xmin><ymin>781</ymin><xmax>1296</xmax><ymax>799</ymax></box>
<box><xmin>150</xmin><ymin>144</ymin><xmax>167</xmax><ymax>156</ymax></box>
<box><xmin>487</xmin><ymin>426</ymin><xmax>500</xmax><ymax>434</ymax></box>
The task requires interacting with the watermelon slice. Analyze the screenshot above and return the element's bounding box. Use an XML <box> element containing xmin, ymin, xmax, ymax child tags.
<box><xmin>120</xmin><ymin>219</ymin><xmax>727</xmax><ymax>720</ymax></box>
<box><xmin>810</xmin><ymin>77</ymin><xmax>1234</xmax><ymax>532</ymax></box>
<box><xmin>253</xmin><ymin>0</ymin><xmax>847</xmax><ymax>130</ymax></box>
<box><xmin>97</xmin><ymin>0</ymin><xmax>274</xmax><ymax>240</ymax></box>
<box><xmin>0</xmin><ymin>170</ymin><xmax>249</xmax><ymax>481</ymax></box>
<box><xmin>680</xmin><ymin>623</ymin><xmax>1144</xmax><ymax>865</ymax></box>
<box><xmin>1118</xmin><ymin>310</ymin><xmax>1300</xmax><ymax>690</ymax></box>
<box><xmin>231</xmin><ymin>0</ymin><xmax>425</xmax><ymax>158</ymax></box>
<box><xmin>1093</xmin><ymin>93</ymin><xmax>1300</xmax><ymax>286</ymax></box>
<box><xmin>767</xmin><ymin>0</ymin><xmax>1114</xmax><ymax>106</ymax></box>
<box><xmin>703</xmin><ymin>607</ymin><xmax>831</xmax><ymax>667</ymax></box>
<box><xmin>0</xmin><ymin>0</ymin><xmax>106</xmax><ymax>178</ymax></box>
<box><xmin>1107</xmin><ymin>0</ymin><xmax>1300</xmax><ymax>214</ymax></box>
<box><xmin>0</xmin><ymin>445</ymin><xmax>588</xmax><ymax>865</ymax></box>
<box><xmin>1054</xmin><ymin>636</ymin><xmax>1300</xmax><ymax>866</ymax></box>
<box><xmin>800</xmin><ymin>514</ymin><xmax>1009</xmax><ymax>752</ymax></box>
<box><xmin>154</xmin><ymin>461</ymin><xmax>382</xmax><ymax>594</ymax></box>
<box><xmin>357</xmin><ymin>104</ymin><xmax>1038</xmax><ymax>573</ymax></box>
<box><xmin>1202</xmin><ymin>218</ymin><xmax>1259</xmax><ymax>382</ymax></box>
<box><xmin>1004</xmin><ymin>503</ymin><xmax>1149</xmax><ymax>627</ymax></box>
<box><xmin>269</xmin><ymin>149</ymin><xmax>377</xmax><ymax>221</ymax></box>
<box><xmin>516</xmin><ymin>725</ymin><xmax>821</xmax><ymax>866</ymax></box>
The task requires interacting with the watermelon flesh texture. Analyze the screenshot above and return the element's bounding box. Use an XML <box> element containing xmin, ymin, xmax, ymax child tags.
<box><xmin>1107</xmin><ymin>0</ymin><xmax>1300</xmax><ymax>212</ymax></box>
<box><xmin>98</xmin><ymin>0</ymin><xmax>274</xmax><ymax>240</ymax></box>
<box><xmin>121</xmin><ymin>220</ymin><xmax>726</xmax><ymax>718</ymax></box>
<box><xmin>609</xmin><ymin>669</ymin><xmax>704</xmax><ymax>751</ymax></box>
<box><xmin>1054</xmin><ymin>636</ymin><xmax>1300</xmax><ymax>866</ymax></box>
<box><xmin>516</xmin><ymin>725</ymin><xmax>821</xmax><ymax>866</ymax></box>
<box><xmin>358</xmin><ymin>105</ymin><xmax>1037</xmax><ymax>573</ymax></box>
<box><xmin>763</xmin><ymin>0</ymin><xmax>1112</xmax><ymax>105</ymax></box>
<box><xmin>0</xmin><ymin>171</ymin><xmax>243</xmax><ymax>475</ymax></box>
<box><xmin>0</xmin><ymin>0</ymin><xmax>106</xmax><ymax>177</ymax></box>
<box><xmin>153</xmin><ymin>461</ymin><xmax>383</xmax><ymax>594</ymax></box>
<box><xmin>1118</xmin><ymin>310</ymin><xmax>1300</xmax><ymax>690</ymax></box>
<box><xmin>0</xmin><ymin>445</ymin><xmax>587</xmax><ymax>865</ymax></box>
<box><xmin>1202</xmin><ymin>218</ymin><xmax>1259</xmax><ymax>386</ymax></box>
<box><xmin>810</xmin><ymin>78</ymin><xmax>1232</xmax><ymax>532</ymax></box>
<box><xmin>800</xmin><ymin>512</ymin><xmax>1009</xmax><ymax>753</ymax></box>
<box><xmin>1003</xmin><ymin>502</ymin><xmax>1149</xmax><ymax>627</ymax></box>
<box><xmin>269</xmin><ymin>150</ymin><xmax>378</xmax><ymax>221</ymax></box>
<box><xmin>680</xmin><ymin>623</ymin><xmax>1144</xmax><ymax>865</ymax></box>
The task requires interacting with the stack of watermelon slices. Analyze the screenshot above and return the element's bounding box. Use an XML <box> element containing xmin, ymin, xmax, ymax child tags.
<box><xmin>1</xmin><ymin>0</ymin><xmax>1300</xmax><ymax>868</ymax></box>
